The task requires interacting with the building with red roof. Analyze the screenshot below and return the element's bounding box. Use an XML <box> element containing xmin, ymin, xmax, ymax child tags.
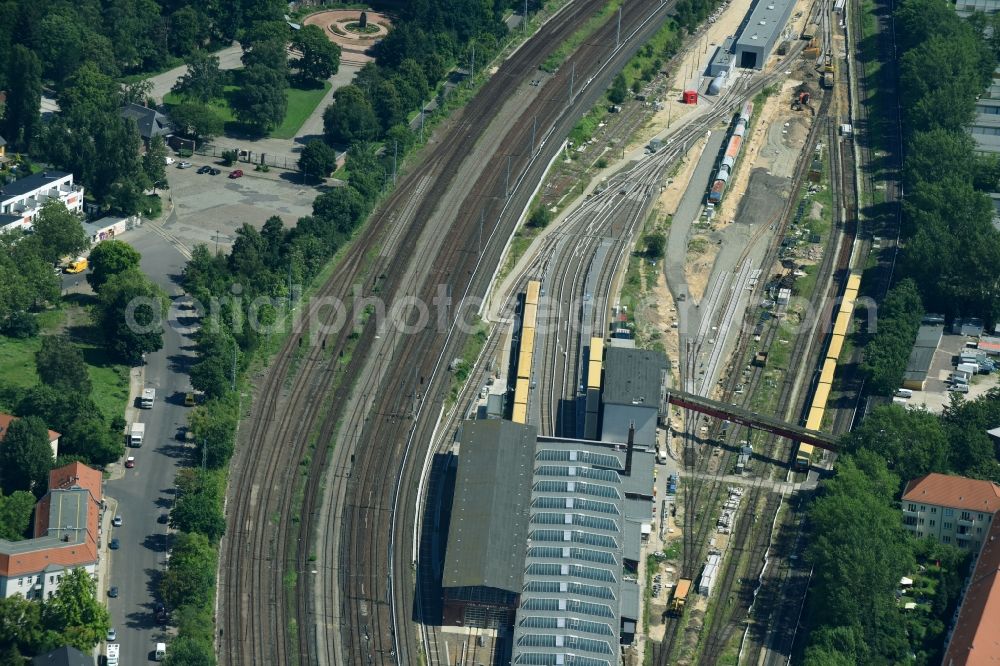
<box><xmin>943</xmin><ymin>511</ymin><xmax>1000</xmax><ymax>665</ymax></box>
<box><xmin>0</xmin><ymin>462</ymin><xmax>103</xmax><ymax>600</ymax></box>
<box><xmin>901</xmin><ymin>473</ymin><xmax>1000</xmax><ymax>552</ymax></box>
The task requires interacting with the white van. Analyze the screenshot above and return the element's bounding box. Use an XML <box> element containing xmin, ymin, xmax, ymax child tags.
<box><xmin>894</xmin><ymin>388</ymin><xmax>913</xmax><ymax>399</ymax></box>
<box><xmin>129</xmin><ymin>422</ymin><xmax>145</xmax><ymax>447</ymax></box>
<box><xmin>106</xmin><ymin>643</ymin><xmax>119</xmax><ymax>666</ymax></box>
<box><xmin>141</xmin><ymin>388</ymin><xmax>156</xmax><ymax>409</ymax></box>
<box><xmin>155</xmin><ymin>642</ymin><xmax>166</xmax><ymax>661</ymax></box>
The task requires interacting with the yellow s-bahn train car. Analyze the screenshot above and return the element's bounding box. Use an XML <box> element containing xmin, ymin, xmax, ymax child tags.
<box><xmin>795</xmin><ymin>442</ymin><xmax>815</xmax><ymax>470</ymax></box>
<box><xmin>525</xmin><ymin>279</ymin><xmax>541</xmax><ymax>306</ymax></box>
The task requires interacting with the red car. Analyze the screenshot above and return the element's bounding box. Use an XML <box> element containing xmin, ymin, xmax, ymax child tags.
<box><xmin>229</xmin><ymin>169</ymin><xmax>244</xmax><ymax>179</ymax></box>
<box><xmin>125</xmin><ymin>456</ymin><xmax>136</xmax><ymax>468</ymax></box>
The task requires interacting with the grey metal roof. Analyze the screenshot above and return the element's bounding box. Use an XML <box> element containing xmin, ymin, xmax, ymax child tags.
<box><xmin>620</xmin><ymin>580</ymin><xmax>641</xmax><ymax>622</ymax></box>
<box><xmin>0</xmin><ymin>488</ymin><xmax>92</xmax><ymax>558</ymax></box>
<box><xmin>601</xmin><ymin>403</ymin><xmax>657</xmax><ymax>448</ymax></box>
<box><xmin>625</xmin><ymin>498</ymin><xmax>653</xmax><ymax>523</ymax></box>
<box><xmin>31</xmin><ymin>646</ymin><xmax>93</xmax><ymax>666</ymax></box>
<box><xmin>623</xmin><ymin>522</ymin><xmax>641</xmax><ymax>563</ymax></box>
<box><xmin>442</xmin><ymin>420</ymin><xmax>536</xmax><ymax>594</ymax></box>
<box><xmin>0</xmin><ymin>171</ymin><xmax>73</xmax><ymax>201</ymax></box>
<box><xmin>602</xmin><ymin>347</ymin><xmax>668</xmax><ymax>408</ymax></box>
<box><xmin>623</xmin><ymin>449</ymin><xmax>655</xmax><ymax>500</ymax></box>
<box><xmin>903</xmin><ymin>347</ymin><xmax>936</xmax><ymax>381</ymax></box>
<box><xmin>915</xmin><ymin>324</ymin><xmax>943</xmax><ymax>349</ymax></box>
<box><xmin>734</xmin><ymin>0</ymin><xmax>795</xmax><ymax>52</ymax></box>
<box><xmin>120</xmin><ymin>103</ymin><xmax>172</xmax><ymax>140</ymax></box>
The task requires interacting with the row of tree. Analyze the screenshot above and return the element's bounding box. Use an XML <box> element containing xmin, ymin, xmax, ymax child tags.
<box><xmin>858</xmin><ymin>279</ymin><xmax>923</xmax><ymax>395</ymax></box>
<box><xmin>894</xmin><ymin>0</ymin><xmax>1000</xmax><ymax>324</ymax></box>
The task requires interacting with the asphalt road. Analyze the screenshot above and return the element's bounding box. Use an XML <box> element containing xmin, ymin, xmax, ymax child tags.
<box><xmin>100</xmin><ymin>229</ymin><xmax>195</xmax><ymax>665</ymax></box>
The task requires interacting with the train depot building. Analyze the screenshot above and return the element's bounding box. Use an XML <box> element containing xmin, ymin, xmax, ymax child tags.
<box><xmin>441</xmin><ymin>420</ymin><xmax>655</xmax><ymax>664</ymax></box>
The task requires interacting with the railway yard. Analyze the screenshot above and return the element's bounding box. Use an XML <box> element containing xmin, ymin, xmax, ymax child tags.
<box><xmin>215</xmin><ymin>0</ymin><xmax>900</xmax><ymax>663</ymax></box>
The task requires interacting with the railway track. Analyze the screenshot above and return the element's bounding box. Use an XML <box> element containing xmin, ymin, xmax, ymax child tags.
<box><xmin>217</xmin><ymin>2</ymin><xmax>623</xmax><ymax>664</ymax></box>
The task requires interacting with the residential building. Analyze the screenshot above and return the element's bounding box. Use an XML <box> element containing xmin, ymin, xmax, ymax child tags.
<box><xmin>942</xmin><ymin>510</ymin><xmax>1000</xmax><ymax>666</ymax></box>
<box><xmin>442</xmin><ymin>419</ymin><xmax>653</xmax><ymax>663</ymax></box>
<box><xmin>32</xmin><ymin>645</ymin><xmax>94</xmax><ymax>666</ymax></box>
<box><xmin>901</xmin><ymin>473</ymin><xmax>1000</xmax><ymax>552</ymax></box>
<box><xmin>120</xmin><ymin>103</ymin><xmax>172</xmax><ymax>146</ymax></box>
<box><xmin>0</xmin><ymin>171</ymin><xmax>84</xmax><ymax>234</ymax></box>
<box><xmin>0</xmin><ymin>413</ymin><xmax>60</xmax><ymax>459</ymax></box>
<box><xmin>0</xmin><ymin>462</ymin><xmax>103</xmax><ymax>600</ymax></box>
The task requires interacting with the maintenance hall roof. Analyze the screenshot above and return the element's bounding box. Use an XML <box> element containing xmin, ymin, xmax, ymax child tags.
<box><xmin>734</xmin><ymin>0</ymin><xmax>796</xmax><ymax>49</ymax></box>
<box><xmin>602</xmin><ymin>347</ymin><xmax>668</xmax><ymax>407</ymax></box>
<box><xmin>441</xmin><ymin>420</ymin><xmax>536</xmax><ymax>594</ymax></box>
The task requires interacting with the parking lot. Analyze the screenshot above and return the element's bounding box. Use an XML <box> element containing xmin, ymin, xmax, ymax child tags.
<box><xmin>161</xmin><ymin>154</ymin><xmax>319</xmax><ymax>254</ymax></box>
<box><xmin>906</xmin><ymin>333</ymin><xmax>999</xmax><ymax>413</ymax></box>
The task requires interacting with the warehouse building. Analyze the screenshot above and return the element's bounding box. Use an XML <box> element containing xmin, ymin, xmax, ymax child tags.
<box><xmin>441</xmin><ymin>419</ymin><xmax>655</xmax><ymax>662</ymax></box>
<box><xmin>902</xmin><ymin>324</ymin><xmax>943</xmax><ymax>390</ymax></box>
<box><xmin>732</xmin><ymin>0</ymin><xmax>796</xmax><ymax>69</ymax></box>
<box><xmin>707</xmin><ymin>37</ymin><xmax>736</xmax><ymax>77</ymax></box>
<box><xmin>600</xmin><ymin>347</ymin><xmax>669</xmax><ymax>448</ymax></box>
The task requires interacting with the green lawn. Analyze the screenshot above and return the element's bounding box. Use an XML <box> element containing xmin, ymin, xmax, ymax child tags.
<box><xmin>271</xmin><ymin>82</ymin><xmax>333</xmax><ymax>139</ymax></box>
<box><xmin>164</xmin><ymin>81</ymin><xmax>331</xmax><ymax>140</ymax></box>
<box><xmin>0</xmin><ymin>306</ymin><xmax>129</xmax><ymax>424</ymax></box>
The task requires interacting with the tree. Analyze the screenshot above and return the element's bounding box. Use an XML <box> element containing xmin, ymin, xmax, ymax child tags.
<box><xmin>608</xmin><ymin>73</ymin><xmax>628</xmax><ymax>105</ymax></box>
<box><xmin>121</xmin><ymin>79</ymin><xmax>153</xmax><ymax>107</ymax></box>
<box><xmin>169</xmin><ymin>103</ymin><xmax>224</xmax><ymax>144</ymax></box>
<box><xmin>189</xmin><ymin>398</ymin><xmax>237</xmax><ymax>469</ymax></box>
<box><xmin>36</xmin><ymin>336</ymin><xmax>92</xmax><ymax>394</ymax></box>
<box><xmin>88</xmin><ymin>240</ymin><xmax>142</xmax><ymax>292</ymax></box>
<box><xmin>292</xmin><ymin>24</ymin><xmax>341</xmax><ymax>84</ymax></box>
<box><xmin>0</xmin><ymin>416</ymin><xmax>53</xmax><ymax>495</ymax></box>
<box><xmin>842</xmin><ymin>405</ymin><xmax>949</xmax><ymax>486</ymax></box>
<box><xmin>169</xmin><ymin>6</ymin><xmax>210</xmax><ymax>57</ymax></box>
<box><xmin>56</xmin><ymin>62</ymin><xmax>119</xmax><ymax>126</ymax></box>
<box><xmin>322</xmin><ymin>85</ymin><xmax>379</xmax><ymax>146</ymax></box>
<box><xmin>171</xmin><ymin>470</ymin><xmax>225</xmax><ymax>542</ymax></box>
<box><xmin>95</xmin><ymin>268</ymin><xmax>165</xmax><ymax>364</ymax></box>
<box><xmin>1</xmin><ymin>45</ymin><xmax>42</xmax><ymax>151</ymax></box>
<box><xmin>143</xmin><ymin>135</ymin><xmax>168</xmax><ymax>189</ymax></box>
<box><xmin>159</xmin><ymin>532</ymin><xmax>216</xmax><ymax>609</ymax></box>
<box><xmin>527</xmin><ymin>207</ymin><xmax>552</xmax><ymax>229</ymax></box>
<box><xmin>189</xmin><ymin>331</ymin><xmax>240</xmax><ymax>399</ymax></box>
<box><xmin>0</xmin><ymin>490</ymin><xmax>37</xmax><ymax>540</ymax></box>
<box><xmin>172</xmin><ymin>50</ymin><xmax>224</xmax><ymax>104</ymax></box>
<box><xmin>30</xmin><ymin>202</ymin><xmax>88</xmax><ymax>265</ymax></box>
<box><xmin>298</xmin><ymin>140</ymin><xmax>337</xmax><ymax>181</ymax></box>
<box><xmin>0</xmin><ymin>594</ymin><xmax>52</xmax><ymax>658</ymax></box>
<box><xmin>59</xmin><ymin>415</ymin><xmax>123</xmax><ymax>467</ymax></box>
<box><xmin>40</xmin><ymin>568</ymin><xmax>110</xmax><ymax>652</ymax></box>
<box><xmin>643</xmin><ymin>233</ymin><xmax>666</xmax><ymax>260</ymax></box>
<box><xmin>232</xmin><ymin>65</ymin><xmax>287</xmax><ymax>133</ymax></box>
<box><xmin>162</xmin><ymin>635</ymin><xmax>216</xmax><ymax>666</ymax></box>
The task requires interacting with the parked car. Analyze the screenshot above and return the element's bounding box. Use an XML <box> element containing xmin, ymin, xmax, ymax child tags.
<box><xmin>108</xmin><ymin>586</ymin><xmax>119</xmax><ymax>598</ymax></box>
<box><xmin>125</xmin><ymin>456</ymin><xmax>135</xmax><ymax>468</ymax></box>
<box><xmin>109</xmin><ymin>538</ymin><xmax>120</xmax><ymax>550</ymax></box>
<box><xmin>177</xmin><ymin>161</ymin><xmax>193</xmax><ymax>169</ymax></box>
<box><xmin>158</xmin><ymin>513</ymin><xmax>169</xmax><ymax>525</ymax></box>
<box><xmin>112</xmin><ymin>515</ymin><xmax>122</xmax><ymax>527</ymax></box>
<box><xmin>229</xmin><ymin>169</ymin><xmax>244</xmax><ymax>179</ymax></box>
<box><xmin>107</xmin><ymin>628</ymin><xmax>117</xmax><ymax>641</ymax></box>
<box><xmin>197</xmin><ymin>165</ymin><xmax>212</xmax><ymax>174</ymax></box>
<box><xmin>209</xmin><ymin>168</ymin><xmax>221</xmax><ymax>175</ymax></box>
<box><xmin>184</xmin><ymin>392</ymin><xmax>196</xmax><ymax>407</ymax></box>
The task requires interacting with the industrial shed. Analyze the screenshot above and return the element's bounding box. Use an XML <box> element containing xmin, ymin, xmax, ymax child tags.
<box><xmin>733</xmin><ymin>0</ymin><xmax>796</xmax><ymax>69</ymax></box>
<box><xmin>902</xmin><ymin>324</ymin><xmax>944</xmax><ymax>390</ymax></box>
<box><xmin>601</xmin><ymin>348</ymin><xmax>669</xmax><ymax>448</ymax></box>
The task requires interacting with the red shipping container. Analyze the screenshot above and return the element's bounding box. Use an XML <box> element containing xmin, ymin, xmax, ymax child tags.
<box><xmin>683</xmin><ymin>90</ymin><xmax>698</xmax><ymax>104</ymax></box>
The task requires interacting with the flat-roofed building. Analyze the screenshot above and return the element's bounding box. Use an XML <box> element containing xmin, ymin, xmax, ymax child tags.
<box><xmin>0</xmin><ymin>171</ymin><xmax>83</xmax><ymax>234</ymax></box>
<box><xmin>902</xmin><ymin>473</ymin><xmax>1000</xmax><ymax>552</ymax></box>
<box><xmin>600</xmin><ymin>348</ymin><xmax>668</xmax><ymax>448</ymax></box>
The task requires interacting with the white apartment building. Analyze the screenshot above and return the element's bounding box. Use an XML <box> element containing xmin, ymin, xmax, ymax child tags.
<box><xmin>0</xmin><ymin>171</ymin><xmax>84</xmax><ymax>234</ymax></box>
<box><xmin>901</xmin><ymin>473</ymin><xmax>1000</xmax><ymax>552</ymax></box>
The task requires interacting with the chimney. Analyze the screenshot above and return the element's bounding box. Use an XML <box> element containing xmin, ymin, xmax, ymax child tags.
<box><xmin>625</xmin><ymin>422</ymin><xmax>635</xmax><ymax>476</ymax></box>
